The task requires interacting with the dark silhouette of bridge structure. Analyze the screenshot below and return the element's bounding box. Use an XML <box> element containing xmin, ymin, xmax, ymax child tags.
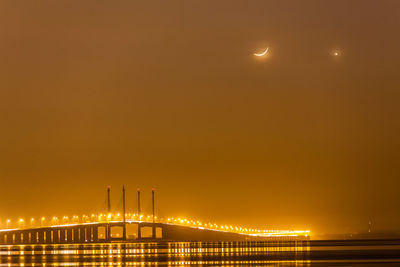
<box><xmin>1</xmin><ymin>221</ymin><xmax>297</xmax><ymax>245</ymax></box>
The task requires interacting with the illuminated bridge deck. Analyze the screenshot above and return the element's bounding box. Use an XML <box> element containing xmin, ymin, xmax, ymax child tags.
<box><xmin>0</xmin><ymin>221</ymin><xmax>309</xmax><ymax>245</ymax></box>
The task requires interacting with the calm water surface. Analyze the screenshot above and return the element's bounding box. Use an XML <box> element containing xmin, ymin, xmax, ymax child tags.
<box><xmin>1</xmin><ymin>240</ymin><xmax>400</xmax><ymax>266</ymax></box>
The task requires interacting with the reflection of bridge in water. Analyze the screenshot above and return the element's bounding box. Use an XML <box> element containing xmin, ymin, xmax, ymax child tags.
<box><xmin>0</xmin><ymin>187</ymin><xmax>310</xmax><ymax>244</ymax></box>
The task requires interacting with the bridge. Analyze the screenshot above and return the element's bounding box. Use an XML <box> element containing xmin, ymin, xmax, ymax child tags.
<box><xmin>0</xmin><ymin>221</ymin><xmax>309</xmax><ymax>245</ymax></box>
<box><xmin>0</xmin><ymin>187</ymin><xmax>310</xmax><ymax>244</ymax></box>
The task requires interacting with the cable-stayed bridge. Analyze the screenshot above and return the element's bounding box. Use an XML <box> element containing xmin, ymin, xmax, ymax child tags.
<box><xmin>0</xmin><ymin>187</ymin><xmax>310</xmax><ymax>244</ymax></box>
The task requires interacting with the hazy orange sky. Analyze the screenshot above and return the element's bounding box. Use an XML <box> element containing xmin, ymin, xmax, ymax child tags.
<box><xmin>0</xmin><ymin>0</ymin><xmax>399</xmax><ymax>235</ymax></box>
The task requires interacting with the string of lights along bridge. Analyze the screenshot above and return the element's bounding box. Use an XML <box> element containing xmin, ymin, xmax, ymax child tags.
<box><xmin>0</xmin><ymin>187</ymin><xmax>310</xmax><ymax>243</ymax></box>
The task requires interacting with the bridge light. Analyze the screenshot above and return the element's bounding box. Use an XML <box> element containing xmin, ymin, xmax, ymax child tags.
<box><xmin>52</xmin><ymin>216</ymin><xmax>59</xmax><ymax>225</ymax></box>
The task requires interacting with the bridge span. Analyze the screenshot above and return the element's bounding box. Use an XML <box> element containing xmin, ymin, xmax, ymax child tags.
<box><xmin>0</xmin><ymin>221</ymin><xmax>308</xmax><ymax>245</ymax></box>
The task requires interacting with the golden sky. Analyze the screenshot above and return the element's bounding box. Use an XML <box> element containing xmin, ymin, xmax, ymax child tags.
<box><xmin>0</xmin><ymin>0</ymin><xmax>399</xmax><ymax>235</ymax></box>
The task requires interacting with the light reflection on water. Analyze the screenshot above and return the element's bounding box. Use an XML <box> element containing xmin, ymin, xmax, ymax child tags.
<box><xmin>0</xmin><ymin>241</ymin><xmax>310</xmax><ymax>266</ymax></box>
<box><xmin>2</xmin><ymin>240</ymin><xmax>400</xmax><ymax>266</ymax></box>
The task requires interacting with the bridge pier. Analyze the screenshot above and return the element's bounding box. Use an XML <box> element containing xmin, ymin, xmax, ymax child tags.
<box><xmin>136</xmin><ymin>223</ymin><xmax>162</xmax><ymax>240</ymax></box>
<box><xmin>46</xmin><ymin>230</ymin><xmax>52</xmax><ymax>243</ymax></box>
<box><xmin>88</xmin><ymin>227</ymin><xmax>93</xmax><ymax>242</ymax></box>
<box><xmin>73</xmin><ymin>228</ymin><xmax>79</xmax><ymax>242</ymax></box>
<box><xmin>23</xmin><ymin>232</ymin><xmax>29</xmax><ymax>243</ymax></box>
<box><xmin>66</xmin><ymin>228</ymin><xmax>72</xmax><ymax>242</ymax></box>
<box><xmin>32</xmin><ymin>231</ymin><xmax>38</xmax><ymax>243</ymax></box>
<box><xmin>14</xmin><ymin>233</ymin><xmax>21</xmax><ymax>244</ymax></box>
<box><xmin>137</xmin><ymin>224</ymin><xmax>142</xmax><ymax>239</ymax></box>
<box><xmin>60</xmin><ymin>229</ymin><xmax>66</xmax><ymax>243</ymax></box>
<box><xmin>78</xmin><ymin>228</ymin><xmax>83</xmax><ymax>242</ymax></box>
<box><xmin>107</xmin><ymin>224</ymin><xmax>111</xmax><ymax>241</ymax></box>
<box><xmin>53</xmin><ymin>229</ymin><xmax>60</xmax><ymax>243</ymax></box>
<box><xmin>152</xmin><ymin>225</ymin><xmax>156</xmax><ymax>239</ymax></box>
<box><xmin>92</xmin><ymin>226</ymin><xmax>98</xmax><ymax>242</ymax></box>
<box><xmin>39</xmin><ymin>230</ymin><xmax>45</xmax><ymax>243</ymax></box>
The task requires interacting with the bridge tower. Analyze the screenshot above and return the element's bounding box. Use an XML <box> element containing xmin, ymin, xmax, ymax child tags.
<box><xmin>107</xmin><ymin>186</ymin><xmax>111</xmax><ymax>213</ymax></box>
<box><xmin>122</xmin><ymin>185</ymin><xmax>126</xmax><ymax>240</ymax></box>
<box><xmin>137</xmin><ymin>188</ymin><xmax>141</xmax><ymax>239</ymax></box>
<box><xmin>152</xmin><ymin>188</ymin><xmax>156</xmax><ymax>238</ymax></box>
<box><xmin>137</xmin><ymin>188</ymin><xmax>141</xmax><ymax>217</ymax></box>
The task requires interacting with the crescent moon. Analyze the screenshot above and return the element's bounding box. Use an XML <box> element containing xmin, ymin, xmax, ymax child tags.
<box><xmin>254</xmin><ymin>47</ymin><xmax>269</xmax><ymax>57</ymax></box>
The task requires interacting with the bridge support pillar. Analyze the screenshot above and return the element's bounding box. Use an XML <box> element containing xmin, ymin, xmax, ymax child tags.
<box><xmin>79</xmin><ymin>226</ymin><xmax>85</xmax><ymax>242</ymax></box>
<box><xmin>106</xmin><ymin>224</ymin><xmax>111</xmax><ymax>241</ymax></box>
<box><xmin>92</xmin><ymin>226</ymin><xmax>98</xmax><ymax>242</ymax></box>
<box><xmin>6</xmin><ymin>233</ymin><xmax>13</xmax><ymax>244</ymax></box>
<box><xmin>31</xmin><ymin>231</ymin><xmax>37</xmax><ymax>243</ymax></box>
<box><xmin>53</xmin><ymin>229</ymin><xmax>59</xmax><ymax>243</ymax></box>
<box><xmin>86</xmin><ymin>226</ymin><xmax>92</xmax><ymax>242</ymax></box>
<box><xmin>15</xmin><ymin>232</ymin><xmax>21</xmax><ymax>244</ymax></box>
<box><xmin>73</xmin><ymin>228</ymin><xmax>79</xmax><ymax>243</ymax></box>
<box><xmin>23</xmin><ymin>232</ymin><xmax>29</xmax><ymax>244</ymax></box>
<box><xmin>39</xmin><ymin>230</ymin><xmax>45</xmax><ymax>243</ymax></box>
<box><xmin>60</xmin><ymin>229</ymin><xmax>66</xmax><ymax>243</ymax></box>
<box><xmin>137</xmin><ymin>224</ymin><xmax>142</xmax><ymax>239</ymax></box>
<box><xmin>45</xmin><ymin>230</ymin><xmax>52</xmax><ymax>243</ymax></box>
<box><xmin>67</xmin><ymin>229</ymin><xmax>73</xmax><ymax>242</ymax></box>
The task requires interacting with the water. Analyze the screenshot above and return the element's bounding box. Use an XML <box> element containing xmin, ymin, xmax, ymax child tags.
<box><xmin>1</xmin><ymin>239</ymin><xmax>400</xmax><ymax>266</ymax></box>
